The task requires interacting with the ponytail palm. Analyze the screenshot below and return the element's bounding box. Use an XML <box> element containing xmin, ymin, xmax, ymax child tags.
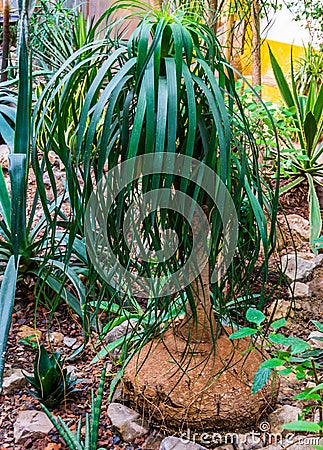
<box><xmin>34</xmin><ymin>0</ymin><xmax>280</xmax><ymax>432</ymax></box>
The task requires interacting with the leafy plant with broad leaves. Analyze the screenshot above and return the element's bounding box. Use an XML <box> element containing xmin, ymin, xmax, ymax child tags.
<box><xmin>42</xmin><ymin>364</ymin><xmax>107</xmax><ymax>450</ymax></box>
<box><xmin>24</xmin><ymin>344</ymin><xmax>80</xmax><ymax>408</ymax></box>
<box><xmin>230</xmin><ymin>309</ymin><xmax>323</xmax><ymax>444</ymax></box>
<box><xmin>232</xmin><ymin>81</ymin><xmax>298</xmax><ymax>179</ymax></box>
<box><xmin>269</xmin><ymin>47</ymin><xmax>323</xmax><ymax>250</ymax></box>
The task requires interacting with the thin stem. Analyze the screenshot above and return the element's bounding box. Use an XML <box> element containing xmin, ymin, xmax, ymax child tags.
<box><xmin>311</xmin><ymin>358</ymin><xmax>323</xmax><ymax>423</ymax></box>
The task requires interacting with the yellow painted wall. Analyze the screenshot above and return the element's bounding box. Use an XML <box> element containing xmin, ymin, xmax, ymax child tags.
<box><xmin>240</xmin><ymin>39</ymin><xmax>306</xmax><ymax>102</ymax></box>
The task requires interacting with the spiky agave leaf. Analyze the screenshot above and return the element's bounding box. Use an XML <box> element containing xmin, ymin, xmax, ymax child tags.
<box><xmin>24</xmin><ymin>344</ymin><xmax>80</xmax><ymax>408</ymax></box>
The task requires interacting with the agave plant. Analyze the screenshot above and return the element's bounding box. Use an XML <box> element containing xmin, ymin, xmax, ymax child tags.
<box><xmin>0</xmin><ymin>0</ymin><xmax>34</xmax><ymax>389</ymax></box>
<box><xmin>24</xmin><ymin>344</ymin><xmax>79</xmax><ymax>408</ymax></box>
<box><xmin>0</xmin><ymin>0</ymin><xmax>99</xmax><ymax>389</ymax></box>
<box><xmin>0</xmin><ymin>85</ymin><xmax>17</xmax><ymax>149</ymax></box>
<box><xmin>269</xmin><ymin>47</ymin><xmax>323</xmax><ymax>250</ymax></box>
<box><xmin>33</xmin><ymin>0</ymin><xmax>281</xmax><ymax>432</ymax></box>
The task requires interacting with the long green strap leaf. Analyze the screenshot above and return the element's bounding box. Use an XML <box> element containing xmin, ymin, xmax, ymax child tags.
<box><xmin>0</xmin><ymin>165</ymin><xmax>11</xmax><ymax>229</ymax></box>
<box><xmin>14</xmin><ymin>11</ymin><xmax>30</xmax><ymax>156</ymax></box>
<box><xmin>91</xmin><ymin>364</ymin><xmax>106</xmax><ymax>450</ymax></box>
<box><xmin>0</xmin><ymin>255</ymin><xmax>19</xmax><ymax>389</ymax></box>
<box><xmin>268</xmin><ymin>46</ymin><xmax>294</xmax><ymax>108</ymax></box>
<box><xmin>304</xmin><ymin>111</ymin><xmax>317</xmax><ymax>158</ymax></box>
<box><xmin>314</xmin><ymin>83</ymin><xmax>323</xmax><ymax>123</ymax></box>
<box><xmin>0</xmin><ymin>114</ymin><xmax>15</xmax><ymax>151</ymax></box>
<box><xmin>9</xmin><ymin>154</ymin><xmax>27</xmax><ymax>259</ymax></box>
<box><xmin>42</xmin><ymin>404</ymin><xmax>82</xmax><ymax>450</ymax></box>
<box><xmin>306</xmin><ymin>173</ymin><xmax>322</xmax><ymax>253</ymax></box>
<box><xmin>32</xmin><ymin>258</ymin><xmax>86</xmax><ymax>309</ymax></box>
<box><xmin>279</xmin><ymin>176</ymin><xmax>304</xmax><ymax>195</ymax></box>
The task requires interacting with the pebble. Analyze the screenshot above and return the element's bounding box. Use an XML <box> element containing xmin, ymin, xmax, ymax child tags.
<box><xmin>281</xmin><ymin>254</ymin><xmax>315</xmax><ymax>282</ymax></box>
<box><xmin>1</xmin><ymin>368</ymin><xmax>26</xmax><ymax>395</ymax></box>
<box><xmin>63</xmin><ymin>336</ymin><xmax>77</xmax><ymax>348</ymax></box>
<box><xmin>13</xmin><ymin>410</ymin><xmax>53</xmax><ymax>444</ymax></box>
<box><xmin>267</xmin><ymin>405</ymin><xmax>302</xmax><ymax>435</ymax></box>
<box><xmin>308</xmin><ymin>331</ymin><xmax>323</xmax><ymax>349</ymax></box>
<box><xmin>107</xmin><ymin>403</ymin><xmax>149</xmax><ymax>442</ymax></box>
<box><xmin>160</xmin><ymin>436</ymin><xmax>208</xmax><ymax>450</ymax></box>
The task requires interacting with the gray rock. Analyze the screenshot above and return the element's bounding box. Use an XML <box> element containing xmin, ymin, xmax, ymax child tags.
<box><xmin>66</xmin><ymin>365</ymin><xmax>78</xmax><ymax>376</ymax></box>
<box><xmin>286</xmin><ymin>215</ymin><xmax>310</xmax><ymax>241</ymax></box>
<box><xmin>284</xmin><ymin>436</ymin><xmax>317</xmax><ymax>450</ymax></box>
<box><xmin>14</xmin><ymin>410</ymin><xmax>53</xmax><ymax>444</ymax></box>
<box><xmin>268</xmin><ymin>405</ymin><xmax>302</xmax><ymax>435</ymax></box>
<box><xmin>2</xmin><ymin>368</ymin><xmax>26</xmax><ymax>395</ymax></box>
<box><xmin>107</xmin><ymin>403</ymin><xmax>149</xmax><ymax>442</ymax></box>
<box><xmin>288</xmin><ymin>282</ymin><xmax>310</xmax><ymax>299</ymax></box>
<box><xmin>105</xmin><ymin>320</ymin><xmax>136</xmax><ymax>344</ymax></box>
<box><xmin>314</xmin><ymin>254</ymin><xmax>323</xmax><ymax>268</ymax></box>
<box><xmin>49</xmin><ymin>331</ymin><xmax>64</xmax><ymax>345</ymax></box>
<box><xmin>235</xmin><ymin>433</ymin><xmax>263</xmax><ymax>449</ymax></box>
<box><xmin>281</xmin><ymin>254</ymin><xmax>315</xmax><ymax>282</ymax></box>
<box><xmin>308</xmin><ymin>331</ymin><xmax>323</xmax><ymax>349</ymax></box>
<box><xmin>160</xmin><ymin>436</ymin><xmax>207</xmax><ymax>450</ymax></box>
<box><xmin>267</xmin><ymin>299</ymin><xmax>293</xmax><ymax>321</ymax></box>
<box><xmin>63</xmin><ymin>336</ymin><xmax>77</xmax><ymax>348</ymax></box>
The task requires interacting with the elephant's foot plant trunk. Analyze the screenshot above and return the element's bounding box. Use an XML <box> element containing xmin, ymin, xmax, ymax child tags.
<box><xmin>123</xmin><ymin>211</ymin><xmax>279</xmax><ymax>433</ymax></box>
<box><xmin>178</xmin><ymin>260</ymin><xmax>218</xmax><ymax>345</ymax></box>
<box><xmin>123</xmin><ymin>324</ymin><xmax>279</xmax><ymax>433</ymax></box>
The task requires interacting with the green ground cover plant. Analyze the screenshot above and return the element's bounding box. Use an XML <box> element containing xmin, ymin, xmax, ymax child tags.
<box><xmin>230</xmin><ymin>310</ymin><xmax>323</xmax><ymax>446</ymax></box>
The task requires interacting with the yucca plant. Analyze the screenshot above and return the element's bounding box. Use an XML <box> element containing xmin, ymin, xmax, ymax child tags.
<box><xmin>269</xmin><ymin>47</ymin><xmax>323</xmax><ymax>251</ymax></box>
<box><xmin>30</xmin><ymin>0</ymin><xmax>112</xmax><ymax>76</ymax></box>
<box><xmin>42</xmin><ymin>364</ymin><xmax>107</xmax><ymax>450</ymax></box>
<box><xmin>294</xmin><ymin>45</ymin><xmax>323</xmax><ymax>96</ymax></box>
<box><xmin>33</xmin><ymin>0</ymin><xmax>281</xmax><ymax>432</ymax></box>
<box><xmin>24</xmin><ymin>344</ymin><xmax>79</xmax><ymax>408</ymax></box>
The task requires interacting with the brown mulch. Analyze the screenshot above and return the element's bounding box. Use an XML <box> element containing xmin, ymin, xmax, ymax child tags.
<box><xmin>0</xmin><ymin>286</ymin><xmax>117</xmax><ymax>450</ymax></box>
<box><xmin>279</xmin><ymin>178</ymin><xmax>310</xmax><ymax>219</ymax></box>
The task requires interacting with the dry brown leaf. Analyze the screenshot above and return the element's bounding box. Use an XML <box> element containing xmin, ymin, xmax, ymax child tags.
<box><xmin>17</xmin><ymin>325</ymin><xmax>42</xmax><ymax>342</ymax></box>
<box><xmin>44</xmin><ymin>443</ymin><xmax>62</xmax><ymax>450</ymax></box>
